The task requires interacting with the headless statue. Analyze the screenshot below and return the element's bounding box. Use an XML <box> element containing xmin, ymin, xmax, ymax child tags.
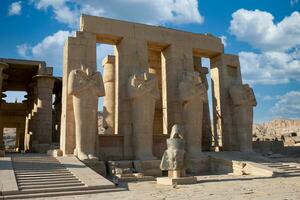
<box><xmin>160</xmin><ymin>124</ymin><xmax>187</xmax><ymax>178</ymax></box>
<box><xmin>229</xmin><ymin>84</ymin><xmax>257</xmax><ymax>152</ymax></box>
<box><xmin>68</xmin><ymin>67</ymin><xmax>105</xmax><ymax>161</ymax></box>
<box><xmin>128</xmin><ymin>71</ymin><xmax>160</xmax><ymax>160</ymax></box>
<box><xmin>179</xmin><ymin>71</ymin><xmax>207</xmax><ymax>158</ymax></box>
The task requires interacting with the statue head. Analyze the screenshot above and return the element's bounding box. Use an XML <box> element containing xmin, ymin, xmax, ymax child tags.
<box><xmin>170</xmin><ymin>124</ymin><xmax>184</xmax><ymax>139</ymax></box>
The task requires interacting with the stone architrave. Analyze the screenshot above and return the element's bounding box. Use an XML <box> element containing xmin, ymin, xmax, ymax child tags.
<box><xmin>68</xmin><ymin>67</ymin><xmax>105</xmax><ymax>161</ymax></box>
<box><xmin>179</xmin><ymin>71</ymin><xmax>207</xmax><ymax>158</ymax></box>
<box><xmin>128</xmin><ymin>71</ymin><xmax>160</xmax><ymax>160</ymax></box>
<box><xmin>229</xmin><ymin>84</ymin><xmax>257</xmax><ymax>152</ymax></box>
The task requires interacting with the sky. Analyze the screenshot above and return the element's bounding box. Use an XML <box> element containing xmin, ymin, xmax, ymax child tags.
<box><xmin>0</xmin><ymin>0</ymin><xmax>300</xmax><ymax>123</ymax></box>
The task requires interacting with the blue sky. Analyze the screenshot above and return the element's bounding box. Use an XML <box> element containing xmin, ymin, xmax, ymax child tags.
<box><xmin>1</xmin><ymin>0</ymin><xmax>300</xmax><ymax>123</ymax></box>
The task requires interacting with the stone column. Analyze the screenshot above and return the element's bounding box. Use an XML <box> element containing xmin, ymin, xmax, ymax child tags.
<box><xmin>210</xmin><ymin>54</ymin><xmax>243</xmax><ymax>151</ymax></box>
<box><xmin>115</xmin><ymin>38</ymin><xmax>148</xmax><ymax>159</ymax></box>
<box><xmin>193</xmin><ymin>57</ymin><xmax>213</xmax><ymax>151</ymax></box>
<box><xmin>32</xmin><ymin>75</ymin><xmax>55</xmax><ymax>153</ymax></box>
<box><xmin>161</xmin><ymin>45</ymin><xmax>194</xmax><ymax>134</ymax></box>
<box><xmin>102</xmin><ymin>55</ymin><xmax>115</xmax><ymax>134</ymax></box>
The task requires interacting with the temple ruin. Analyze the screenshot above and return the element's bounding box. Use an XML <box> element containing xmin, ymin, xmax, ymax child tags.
<box><xmin>0</xmin><ymin>14</ymin><xmax>257</xmax><ymax>178</ymax></box>
<box><xmin>59</xmin><ymin>15</ymin><xmax>256</xmax><ymax>174</ymax></box>
<box><xmin>0</xmin><ymin>59</ymin><xmax>61</xmax><ymax>156</ymax></box>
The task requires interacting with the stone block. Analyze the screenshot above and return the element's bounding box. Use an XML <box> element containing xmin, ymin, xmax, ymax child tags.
<box><xmin>133</xmin><ymin>160</ymin><xmax>162</xmax><ymax>177</ymax></box>
<box><xmin>47</xmin><ymin>149</ymin><xmax>63</xmax><ymax>157</ymax></box>
<box><xmin>83</xmin><ymin>160</ymin><xmax>107</xmax><ymax>177</ymax></box>
<box><xmin>186</xmin><ymin>157</ymin><xmax>210</xmax><ymax>175</ymax></box>
<box><xmin>156</xmin><ymin>176</ymin><xmax>197</xmax><ymax>185</ymax></box>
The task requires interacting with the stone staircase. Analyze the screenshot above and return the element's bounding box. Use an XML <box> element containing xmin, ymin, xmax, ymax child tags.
<box><xmin>259</xmin><ymin>162</ymin><xmax>300</xmax><ymax>177</ymax></box>
<box><xmin>1</xmin><ymin>155</ymin><xmax>120</xmax><ymax>199</ymax></box>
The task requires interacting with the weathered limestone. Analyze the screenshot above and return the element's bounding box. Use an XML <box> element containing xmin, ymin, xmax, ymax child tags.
<box><xmin>157</xmin><ymin>124</ymin><xmax>197</xmax><ymax>185</ymax></box>
<box><xmin>128</xmin><ymin>71</ymin><xmax>160</xmax><ymax>160</ymax></box>
<box><xmin>68</xmin><ymin>67</ymin><xmax>105</xmax><ymax>160</ymax></box>
<box><xmin>229</xmin><ymin>84</ymin><xmax>257</xmax><ymax>152</ymax></box>
<box><xmin>102</xmin><ymin>55</ymin><xmax>115</xmax><ymax>134</ymax></box>
<box><xmin>179</xmin><ymin>71</ymin><xmax>207</xmax><ymax>158</ymax></box>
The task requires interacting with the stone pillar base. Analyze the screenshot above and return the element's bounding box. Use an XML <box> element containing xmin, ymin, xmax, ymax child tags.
<box><xmin>83</xmin><ymin>160</ymin><xmax>107</xmax><ymax>177</ymax></box>
<box><xmin>157</xmin><ymin>176</ymin><xmax>197</xmax><ymax>185</ymax></box>
<box><xmin>133</xmin><ymin>160</ymin><xmax>162</xmax><ymax>177</ymax></box>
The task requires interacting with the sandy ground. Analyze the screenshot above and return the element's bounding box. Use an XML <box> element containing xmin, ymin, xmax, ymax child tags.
<box><xmin>33</xmin><ymin>174</ymin><xmax>300</xmax><ymax>200</ymax></box>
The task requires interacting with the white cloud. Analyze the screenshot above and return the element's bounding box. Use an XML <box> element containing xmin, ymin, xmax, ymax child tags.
<box><xmin>8</xmin><ymin>1</ymin><xmax>22</xmax><ymax>16</ymax></box>
<box><xmin>17</xmin><ymin>30</ymin><xmax>115</xmax><ymax>73</ymax></box>
<box><xmin>32</xmin><ymin>0</ymin><xmax>203</xmax><ymax>27</ymax></box>
<box><xmin>239</xmin><ymin>50</ymin><xmax>300</xmax><ymax>85</ymax></box>
<box><xmin>230</xmin><ymin>9</ymin><xmax>300</xmax><ymax>51</ymax></box>
<box><xmin>17</xmin><ymin>44</ymin><xmax>30</xmax><ymax>57</ymax></box>
<box><xmin>17</xmin><ymin>30</ymin><xmax>75</xmax><ymax>69</ymax></box>
<box><xmin>220</xmin><ymin>35</ymin><xmax>227</xmax><ymax>47</ymax></box>
<box><xmin>272</xmin><ymin>91</ymin><xmax>300</xmax><ymax>119</ymax></box>
<box><xmin>263</xmin><ymin>95</ymin><xmax>274</xmax><ymax>101</ymax></box>
<box><xmin>291</xmin><ymin>0</ymin><xmax>299</xmax><ymax>6</ymax></box>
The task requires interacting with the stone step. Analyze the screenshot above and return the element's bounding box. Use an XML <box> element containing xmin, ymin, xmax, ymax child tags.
<box><xmin>17</xmin><ymin>177</ymin><xmax>80</xmax><ymax>183</ymax></box>
<box><xmin>2</xmin><ymin>188</ymin><xmax>124</xmax><ymax>199</ymax></box>
<box><xmin>16</xmin><ymin>175</ymin><xmax>76</xmax><ymax>181</ymax></box>
<box><xmin>15</xmin><ymin>170</ymin><xmax>70</xmax><ymax>175</ymax></box>
<box><xmin>19</xmin><ymin>182</ymin><xmax>85</xmax><ymax>190</ymax></box>
<box><xmin>15</xmin><ymin>172</ymin><xmax>73</xmax><ymax>178</ymax></box>
<box><xmin>14</xmin><ymin>169</ymin><xmax>68</xmax><ymax>173</ymax></box>
<box><xmin>18</xmin><ymin>179</ymin><xmax>82</xmax><ymax>186</ymax></box>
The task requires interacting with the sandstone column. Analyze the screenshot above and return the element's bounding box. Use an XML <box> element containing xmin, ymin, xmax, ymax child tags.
<box><xmin>179</xmin><ymin>71</ymin><xmax>207</xmax><ymax>158</ymax></box>
<box><xmin>115</xmin><ymin>39</ymin><xmax>148</xmax><ymax>159</ymax></box>
<box><xmin>32</xmin><ymin>75</ymin><xmax>55</xmax><ymax>152</ymax></box>
<box><xmin>102</xmin><ymin>55</ymin><xmax>115</xmax><ymax>134</ymax></box>
<box><xmin>60</xmin><ymin>32</ymin><xmax>97</xmax><ymax>155</ymax></box>
<box><xmin>210</xmin><ymin>54</ymin><xmax>243</xmax><ymax>151</ymax></box>
<box><xmin>128</xmin><ymin>72</ymin><xmax>160</xmax><ymax>160</ymax></box>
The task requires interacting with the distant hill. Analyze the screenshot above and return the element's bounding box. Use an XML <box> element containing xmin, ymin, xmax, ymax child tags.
<box><xmin>253</xmin><ymin>119</ymin><xmax>300</xmax><ymax>143</ymax></box>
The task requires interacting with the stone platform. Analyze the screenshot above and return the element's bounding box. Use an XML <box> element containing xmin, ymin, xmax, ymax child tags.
<box><xmin>157</xmin><ymin>176</ymin><xmax>197</xmax><ymax>185</ymax></box>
